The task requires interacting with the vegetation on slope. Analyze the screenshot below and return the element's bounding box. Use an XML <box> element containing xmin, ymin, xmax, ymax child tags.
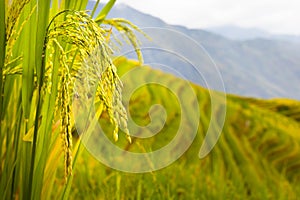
<box><xmin>69</xmin><ymin>58</ymin><xmax>300</xmax><ymax>199</ymax></box>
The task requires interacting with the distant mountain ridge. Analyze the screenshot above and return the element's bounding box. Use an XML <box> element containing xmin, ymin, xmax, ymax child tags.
<box><xmin>207</xmin><ymin>25</ymin><xmax>300</xmax><ymax>43</ymax></box>
<box><xmin>87</xmin><ymin>2</ymin><xmax>300</xmax><ymax>100</ymax></box>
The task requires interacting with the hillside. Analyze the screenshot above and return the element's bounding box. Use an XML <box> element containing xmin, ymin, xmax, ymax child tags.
<box><xmin>87</xmin><ymin>2</ymin><xmax>300</xmax><ymax>100</ymax></box>
<box><xmin>67</xmin><ymin>58</ymin><xmax>300</xmax><ymax>199</ymax></box>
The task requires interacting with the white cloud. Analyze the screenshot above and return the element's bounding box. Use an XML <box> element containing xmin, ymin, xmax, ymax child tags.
<box><xmin>102</xmin><ymin>0</ymin><xmax>300</xmax><ymax>34</ymax></box>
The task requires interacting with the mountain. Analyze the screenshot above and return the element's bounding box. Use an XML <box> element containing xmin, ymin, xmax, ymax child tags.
<box><xmin>206</xmin><ymin>25</ymin><xmax>272</xmax><ymax>41</ymax></box>
<box><xmin>87</xmin><ymin>2</ymin><xmax>300</xmax><ymax>100</ymax></box>
<box><xmin>70</xmin><ymin>58</ymin><xmax>300</xmax><ymax>199</ymax></box>
<box><xmin>207</xmin><ymin>25</ymin><xmax>300</xmax><ymax>43</ymax></box>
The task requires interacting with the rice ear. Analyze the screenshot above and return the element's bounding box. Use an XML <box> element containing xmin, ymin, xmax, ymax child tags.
<box><xmin>43</xmin><ymin>10</ymin><xmax>135</xmax><ymax>180</ymax></box>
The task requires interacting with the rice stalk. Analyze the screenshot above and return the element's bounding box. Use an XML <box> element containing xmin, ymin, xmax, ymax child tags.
<box><xmin>1</xmin><ymin>0</ymin><xmax>145</xmax><ymax>198</ymax></box>
<box><xmin>43</xmin><ymin>9</ymin><xmax>140</xmax><ymax>179</ymax></box>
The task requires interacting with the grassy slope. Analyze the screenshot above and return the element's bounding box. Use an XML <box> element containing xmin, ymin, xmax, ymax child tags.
<box><xmin>69</xmin><ymin>58</ymin><xmax>300</xmax><ymax>199</ymax></box>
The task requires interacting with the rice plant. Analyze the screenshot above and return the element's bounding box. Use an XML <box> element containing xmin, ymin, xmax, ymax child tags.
<box><xmin>0</xmin><ymin>0</ymin><xmax>142</xmax><ymax>199</ymax></box>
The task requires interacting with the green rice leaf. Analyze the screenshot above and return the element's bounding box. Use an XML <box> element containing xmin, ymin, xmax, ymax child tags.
<box><xmin>95</xmin><ymin>0</ymin><xmax>116</xmax><ymax>24</ymax></box>
<box><xmin>29</xmin><ymin>1</ymin><xmax>52</xmax><ymax>199</ymax></box>
<box><xmin>91</xmin><ymin>0</ymin><xmax>100</xmax><ymax>18</ymax></box>
<box><xmin>0</xmin><ymin>0</ymin><xmax>5</xmax><ymax>122</ymax></box>
<box><xmin>22</xmin><ymin>1</ymin><xmax>36</xmax><ymax>120</ymax></box>
<box><xmin>35</xmin><ymin>0</ymin><xmax>51</xmax><ymax>86</ymax></box>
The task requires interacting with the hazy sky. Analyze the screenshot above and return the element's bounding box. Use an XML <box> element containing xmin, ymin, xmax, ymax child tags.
<box><xmin>102</xmin><ymin>0</ymin><xmax>300</xmax><ymax>35</ymax></box>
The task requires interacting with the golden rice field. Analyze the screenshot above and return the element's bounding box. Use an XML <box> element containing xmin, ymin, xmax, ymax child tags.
<box><xmin>1</xmin><ymin>0</ymin><xmax>300</xmax><ymax>199</ymax></box>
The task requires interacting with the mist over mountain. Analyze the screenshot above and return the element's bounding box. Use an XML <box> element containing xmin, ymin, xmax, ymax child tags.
<box><xmin>207</xmin><ymin>25</ymin><xmax>272</xmax><ymax>41</ymax></box>
<box><xmin>88</xmin><ymin>2</ymin><xmax>300</xmax><ymax>100</ymax></box>
<box><xmin>207</xmin><ymin>25</ymin><xmax>300</xmax><ymax>43</ymax></box>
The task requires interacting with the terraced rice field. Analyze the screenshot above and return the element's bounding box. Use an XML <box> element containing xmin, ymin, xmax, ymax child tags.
<box><xmin>66</xmin><ymin>58</ymin><xmax>300</xmax><ymax>199</ymax></box>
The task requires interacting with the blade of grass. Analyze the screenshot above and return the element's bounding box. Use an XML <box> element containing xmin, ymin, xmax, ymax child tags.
<box><xmin>91</xmin><ymin>0</ymin><xmax>100</xmax><ymax>18</ymax></box>
<box><xmin>41</xmin><ymin>126</ymin><xmax>61</xmax><ymax>200</ymax></box>
<box><xmin>35</xmin><ymin>0</ymin><xmax>51</xmax><ymax>87</ymax></box>
<box><xmin>50</xmin><ymin>0</ymin><xmax>59</xmax><ymax>20</ymax></box>
<box><xmin>0</xmin><ymin>0</ymin><xmax>5</xmax><ymax>129</ymax></box>
<box><xmin>0</xmin><ymin>79</ymin><xmax>21</xmax><ymax>198</ymax></box>
<box><xmin>22</xmin><ymin>1</ymin><xmax>36</xmax><ymax>121</ymax></box>
<box><xmin>34</xmin><ymin>45</ymin><xmax>60</xmax><ymax>199</ymax></box>
<box><xmin>76</xmin><ymin>0</ymin><xmax>89</xmax><ymax>11</ymax></box>
<box><xmin>95</xmin><ymin>0</ymin><xmax>116</xmax><ymax>24</ymax></box>
<box><xmin>0</xmin><ymin>0</ymin><xmax>7</xmax><ymax>196</ymax></box>
<box><xmin>11</xmin><ymin>95</ymin><xmax>23</xmax><ymax>200</ymax></box>
<box><xmin>28</xmin><ymin>0</ymin><xmax>51</xmax><ymax>199</ymax></box>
